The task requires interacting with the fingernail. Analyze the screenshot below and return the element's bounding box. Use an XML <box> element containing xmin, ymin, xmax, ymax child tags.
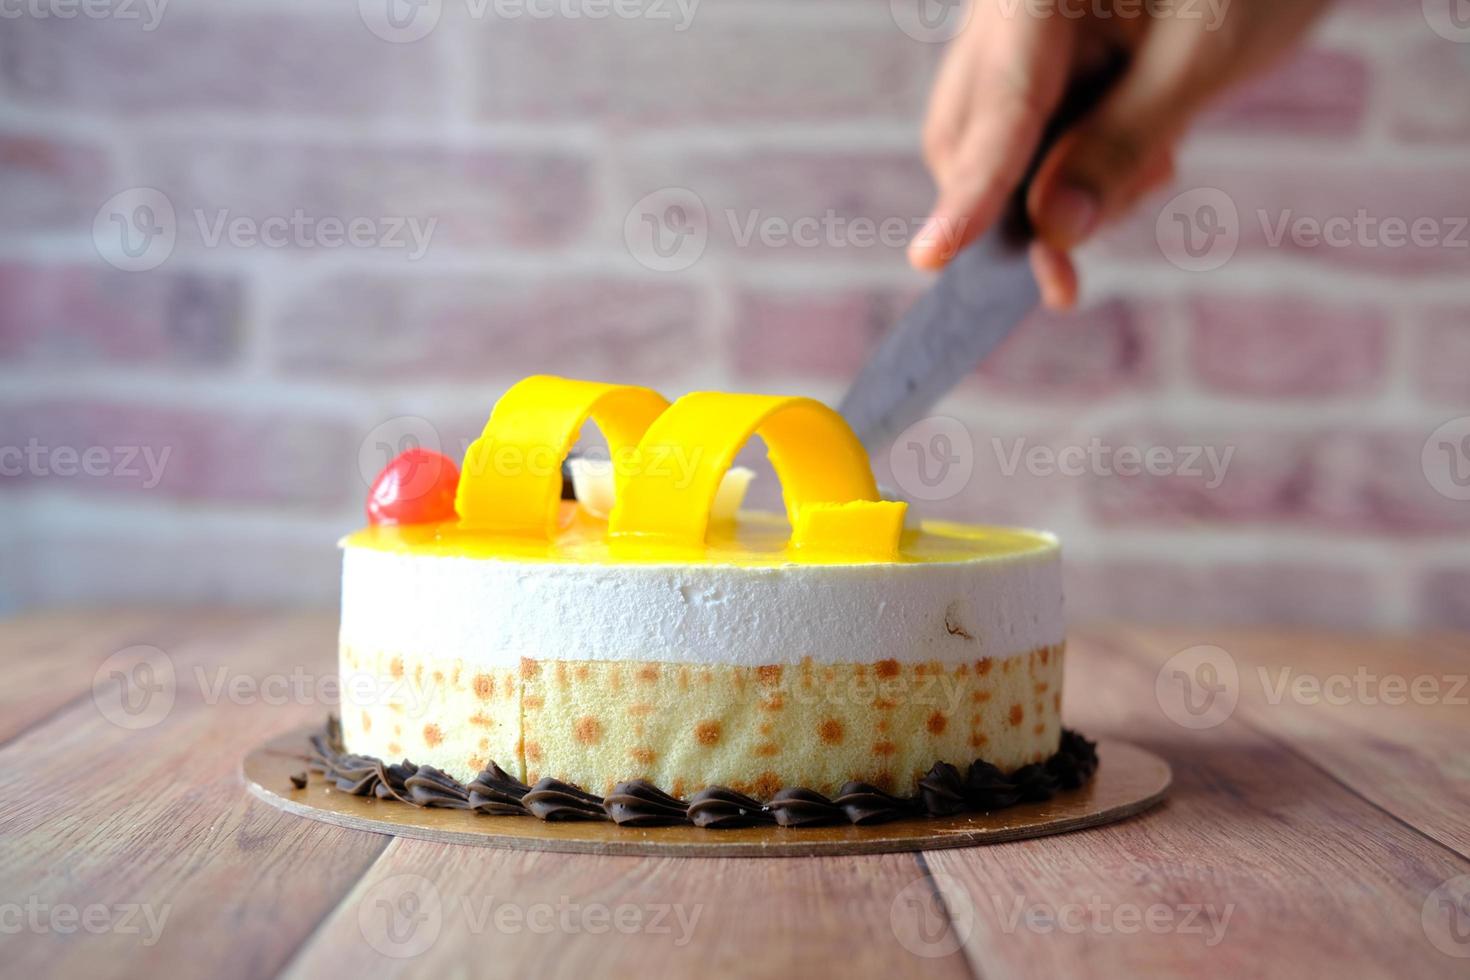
<box><xmin>908</xmin><ymin>216</ymin><xmax>948</xmax><ymax>269</ymax></box>
<box><xmin>1038</xmin><ymin>183</ymin><xmax>1100</xmax><ymax>246</ymax></box>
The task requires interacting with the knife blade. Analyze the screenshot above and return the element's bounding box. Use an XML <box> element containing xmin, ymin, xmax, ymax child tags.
<box><xmin>837</xmin><ymin>219</ymin><xmax>1035</xmax><ymax>453</ymax></box>
<box><xmin>838</xmin><ymin>55</ymin><xmax>1126</xmax><ymax>453</ymax></box>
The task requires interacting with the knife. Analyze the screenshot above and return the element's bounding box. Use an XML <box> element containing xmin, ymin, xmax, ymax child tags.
<box><xmin>838</xmin><ymin>56</ymin><xmax>1126</xmax><ymax>453</ymax></box>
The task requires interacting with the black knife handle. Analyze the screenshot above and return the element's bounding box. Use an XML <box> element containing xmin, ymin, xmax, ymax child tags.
<box><xmin>999</xmin><ymin>49</ymin><xmax>1130</xmax><ymax>246</ymax></box>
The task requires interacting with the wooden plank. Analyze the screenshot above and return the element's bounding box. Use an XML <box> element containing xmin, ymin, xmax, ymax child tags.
<box><xmin>282</xmin><ymin>839</ymin><xmax>974</xmax><ymax>979</ymax></box>
<box><xmin>926</xmin><ymin>633</ymin><xmax>1470</xmax><ymax>979</ymax></box>
<box><xmin>1099</xmin><ymin>625</ymin><xmax>1470</xmax><ymax>858</ymax></box>
<box><xmin>0</xmin><ymin>608</ymin><xmax>208</xmax><ymax>744</ymax></box>
<box><xmin>0</xmin><ymin>611</ymin><xmax>388</xmax><ymax>979</ymax></box>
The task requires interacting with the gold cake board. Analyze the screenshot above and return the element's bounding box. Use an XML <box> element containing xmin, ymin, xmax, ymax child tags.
<box><xmin>244</xmin><ymin>727</ymin><xmax>1170</xmax><ymax>857</ymax></box>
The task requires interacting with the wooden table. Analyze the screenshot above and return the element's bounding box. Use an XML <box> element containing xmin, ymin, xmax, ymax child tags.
<box><xmin>2</xmin><ymin>611</ymin><xmax>1467</xmax><ymax>978</ymax></box>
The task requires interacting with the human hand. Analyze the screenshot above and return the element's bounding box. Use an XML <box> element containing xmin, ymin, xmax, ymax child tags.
<box><xmin>908</xmin><ymin>0</ymin><xmax>1333</xmax><ymax>308</ymax></box>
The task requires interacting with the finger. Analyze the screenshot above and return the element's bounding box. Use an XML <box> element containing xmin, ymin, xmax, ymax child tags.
<box><xmin>1027</xmin><ymin>21</ymin><xmax>1220</xmax><ymax>249</ymax></box>
<box><xmin>910</xmin><ymin>7</ymin><xmax>1076</xmax><ymax>271</ymax></box>
<box><xmin>1030</xmin><ymin>241</ymin><xmax>1077</xmax><ymax>311</ymax></box>
<box><xmin>1117</xmin><ymin>142</ymin><xmax>1177</xmax><ymax>213</ymax></box>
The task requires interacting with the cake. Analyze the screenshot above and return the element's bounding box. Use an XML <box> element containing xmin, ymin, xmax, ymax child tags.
<box><xmin>320</xmin><ymin>375</ymin><xmax>1095</xmax><ymax>827</ymax></box>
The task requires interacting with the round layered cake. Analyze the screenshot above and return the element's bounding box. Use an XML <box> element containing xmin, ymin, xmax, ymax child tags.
<box><xmin>334</xmin><ymin>375</ymin><xmax>1074</xmax><ymax>811</ymax></box>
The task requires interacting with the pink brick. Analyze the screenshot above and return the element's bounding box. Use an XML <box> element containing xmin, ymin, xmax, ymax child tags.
<box><xmin>475</xmin><ymin>17</ymin><xmax>924</xmax><ymax>123</ymax></box>
<box><xmin>1389</xmin><ymin>37</ymin><xmax>1470</xmax><ymax>143</ymax></box>
<box><xmin>138</xmin><ymin>139</ymin><xmax>591</xmax><ymax>253</ymax></box>
<box><xmin>1306</xmin><ymin>428</ymin><xmax>1470</xmax><ymax>532</ymax></box>
<box><xmin>1203</xmin><ymin>48</ymin><xmax>1369</xmax><ymax>137</ymax></box>
<box><xmin>1420</xmin><ymin>568</ymin><xmax>1470</xmax><ymax>631</ymax></box>
<box><xmin>1103</xmin><ymin>167</ymin><xmax>1470</xmax><ymax>274</ymax></box>
<box><xmin>274</xmin><ymin>273</ymin><xmax>703</xmax><ymax>384</ymax></box>
<box><xmin>1416</xmin><ymin>307</ymin><xmax>1470</xmax><ymax>404</ymax></box>
<box><xmin>1065</xmin><ymin>561</ymin><xmax>1378</xmax><ymax>629</ymax></box>
<box><xmin>0</xmin><ymin>402</ymin><xmax>354</xmax><ymax>507</ymax></box>
<box><xmin>627</xmin><ymin>151</ymin><xmax>932</xmax><ymax>264</ymax></box>
<box><xmin>975</xmin><ymin>298</ymin><xmax>1158</xmax><ymax>397</ymax></box>
<box><xmin>730</xmin><ymin>287</ymin><xmax>912</xmax><ymax>379</ymax></box>
<box><xmin>0</xmin><ymin>11</ymin><xmax>446</xmax><ymax>118</ymax></box>
<box><xmin>0</xmin><ymin>133</ymin><xmax>110</xmax><ymax>235</ymax></box>
<box><xmin>1087</xmin><ymin>426</ymin><xmax>1470</xmax><ymax>534</ymax></box>
<box><xmin>1189</xmin><ymin>294</ymin><xmax>1386</xmax><ymax>397</ymax></box>
<box><xmin>0</xmin><ymin>263</ymin><xmax>241</xmax><ymax>366</ymax></box>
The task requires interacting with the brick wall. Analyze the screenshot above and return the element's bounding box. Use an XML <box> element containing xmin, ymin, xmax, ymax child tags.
<box><xmin>1</xmin><ymin>0</ymin><xmax>1467</xmax><ymax>628</ymax></box>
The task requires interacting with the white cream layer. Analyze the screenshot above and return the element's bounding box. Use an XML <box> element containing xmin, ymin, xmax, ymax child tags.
<box><xmin>339</xmin><ymin>540</ymin><xmax>1064</xmax><ymax>668</ymax></box>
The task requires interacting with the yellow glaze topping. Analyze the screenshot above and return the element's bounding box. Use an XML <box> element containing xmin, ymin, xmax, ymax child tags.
<box><xmin>456</xmin><ymin>376</ymin><xmax>669</xmax><ymax>537</ymax></box>
<box><xmin>343</xmin><ymin>507</ymin><xmax>1056</xmax><ymax>568</ymax></box>
<box><xmin>405</xmin><ymin>375</ymin><xmax>1022</xmax><ymax>566</ymax></box>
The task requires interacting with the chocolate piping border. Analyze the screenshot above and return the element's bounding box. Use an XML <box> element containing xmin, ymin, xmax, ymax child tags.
<box><xmin>305</xmin><ymin>717</ymin><xmax>1099</xmax><ymax>828</ymax></box>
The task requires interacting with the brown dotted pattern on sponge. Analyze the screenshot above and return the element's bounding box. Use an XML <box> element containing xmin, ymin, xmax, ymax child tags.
<box><xmin>574</xmin><ymin>716</ymin><xmax>603</xmax><ymax>745</ymax></box>
<box><xmin>346</xmin><ymin>643</ymin><xmax>1067</xmax><ymax>796</ymax></box>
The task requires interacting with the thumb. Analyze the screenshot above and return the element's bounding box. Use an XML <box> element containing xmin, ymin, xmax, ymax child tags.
<box><xmin>1027</xmin><ymin>26</ymin><xmax>1218</xmax><ymax>249</ymax></box>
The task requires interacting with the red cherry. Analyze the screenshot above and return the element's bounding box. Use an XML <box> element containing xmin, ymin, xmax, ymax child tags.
<box><xmin>367</xmin><ymin>449</ymin><xmax>460</xmax><ymax>525</ymax></box>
